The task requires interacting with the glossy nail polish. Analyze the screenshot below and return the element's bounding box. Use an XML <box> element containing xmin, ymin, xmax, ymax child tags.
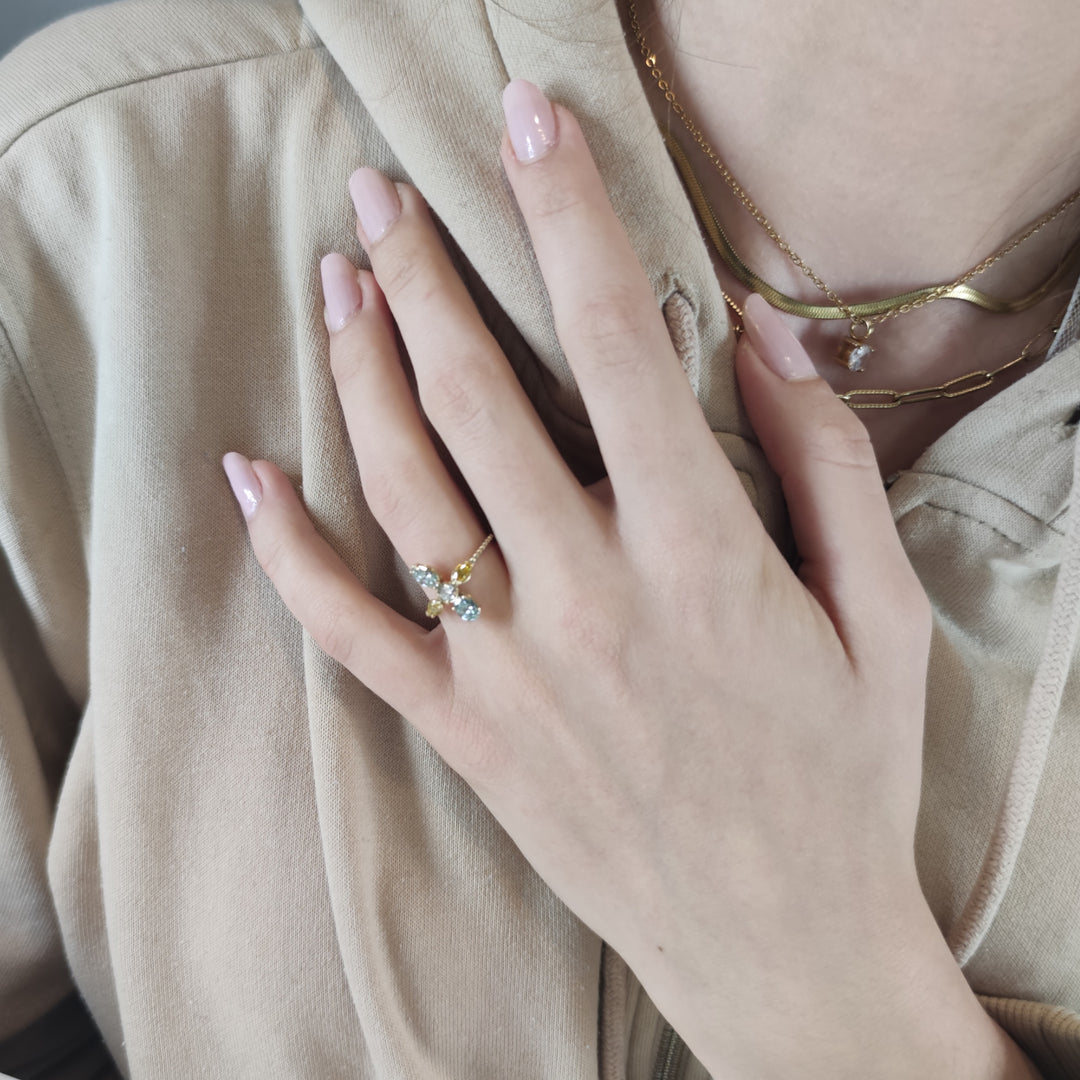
<box><xmin>320</xmin><ymin>253</ymin><xmax>362</xmax><ymax>332</ymax></box>
<box><xmin>348</xmin><ymin>167</ymin><xmax>402</xmax><ymax>243</ymax></box>
<box><xmin>222</xmin><ymin>452</ymin><xmax>262</xmax><ymax>520</ymax></box>
<box><xmin>742</xmin><ymin>293</ymin><xmax>818</xmax><ymax>380</ymax></box>
<box><xmin>502</xmin><ymin>79</ymin><xmax>558</xmax><ymax>163</ymax></box>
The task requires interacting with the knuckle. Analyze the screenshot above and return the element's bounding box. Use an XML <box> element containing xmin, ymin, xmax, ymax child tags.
<box><xmin>309</xmin><ymin>596</ymin><xmax>359</xmax><ymax>671</ymax></box>
<box><xmin>635</xmin><ymin>518</ymin><xmax>709</xmax><ymax>588</ymax></box>
<box><xmin>254</xmin><ymin>529</ymin><xmax>290</xmax><ymax>583</ymax></box>
<box><xmin>360</xmin><ymin>458</ymin><xmax>429</xmax><ymax>538</ymax></box>
<box><xmin>574</xmin><ymin>288</ymin><xmax>652</xmax><ymax>354</ymax></box>
<box><xmin>371</xmin><ymin>236</ymin><xmax>429</xmax><ymax>304</ymax></box>
<box><xmin>800</xmin><ymin>414</ymin><xmax>877</xmax><ymax>473</ymax></box>
<box><xmin>328</xmin><ymin>333</ymin><xmax>365</xmax><ymax>389</ymax></box>
<box><xmin>529</xmin><ymin>179</ymin><xmax>589</xmax><ymax>224</ymax></box>
<box><xmin>420</xmin><ymin>352</ymin><xmax>503</xmax><ymax>445</ymax></box>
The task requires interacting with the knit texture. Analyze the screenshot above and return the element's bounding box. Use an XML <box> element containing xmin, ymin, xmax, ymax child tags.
<box><xmin>1</xmin><ymin>1</ymin><xmax>1079</xmax><ymax>1078</ymax></box>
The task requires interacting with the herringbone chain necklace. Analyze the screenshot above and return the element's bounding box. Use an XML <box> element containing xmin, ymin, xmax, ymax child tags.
<box><xmin>626</xmin><ymin>2</ymin><xmax>1068</xmax><ymax>406</ymax></box>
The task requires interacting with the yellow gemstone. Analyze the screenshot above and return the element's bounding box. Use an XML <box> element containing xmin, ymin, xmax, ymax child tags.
<box><xmin>451</xmin><ymin>562</ymin><xmax>472</xmax><ymax>584</ymax></box>
<box><xmin>425</xmin><ymin>599</ymin><xmax>444</xmax><ymax>619</ymax></box>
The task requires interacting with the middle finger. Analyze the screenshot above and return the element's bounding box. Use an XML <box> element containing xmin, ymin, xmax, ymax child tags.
<box><xmin>499</xmin><ymin>80</ymin><xmax>747</xmax><ymax>514</ymax></box>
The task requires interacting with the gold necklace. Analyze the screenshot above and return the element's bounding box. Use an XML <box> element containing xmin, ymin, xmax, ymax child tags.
<box><xmin>664</xmin><ymin>131</ymin><xmax>1080</xmax><ymax>325</ymax></box>
<box><xmin>627</xmin><ymin>1</ymin><xmax>1080</xmax><ymax>372</ymax></box>
<box><xmin>835</xmin><ymin>324</ymin><xmax>1060</xmax><ymax>409</ymax></box>
<box><xmin>723</xmin><ymin>290</ymin><xmax>1061</xmax><ymax>411</ymax></box>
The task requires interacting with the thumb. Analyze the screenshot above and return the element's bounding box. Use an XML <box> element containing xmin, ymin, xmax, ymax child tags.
<box><xmin>734</xmin><ymin>293</ymin><xmax>926</xmax><ymax>650</ymax></box>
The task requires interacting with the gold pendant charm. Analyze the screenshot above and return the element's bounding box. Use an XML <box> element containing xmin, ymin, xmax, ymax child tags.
<box><xmin>837</xmin><ymin>319</ymin><xmax>873</xmax><ymax>372</ymax></box>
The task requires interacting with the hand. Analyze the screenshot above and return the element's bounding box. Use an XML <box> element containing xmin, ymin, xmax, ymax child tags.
<box><xmin>222</xmin><ymin>80</ymin><xmax>1029</xmax><ymax>1079</ymax></box>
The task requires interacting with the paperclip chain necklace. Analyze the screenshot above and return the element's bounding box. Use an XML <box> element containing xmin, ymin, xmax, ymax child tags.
<box><xmin>626</xmin><ymin>1</ymin><xmax>1080</xmax><ymax>373</ymax></box>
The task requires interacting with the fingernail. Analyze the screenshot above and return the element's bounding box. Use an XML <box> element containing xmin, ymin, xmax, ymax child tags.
<box><xmin>320</xmin><ymin>253</ymin><xmax>362</xmax><ymax>332</ymax></box>
<box><xmin>222</xmin><ymin>452</ymin><xmax>262</xmax><ymax>520</ymax></box>
<box><xmin>742</xmin><ymin>293</ymin><xmax>818</xmax><ymax>380</ymax></box>
<box><xmin>502</xmin><ymin>79</ymin><xmax>558</xmax><ymax>163</ymax></box>
<box><xmin>348</xmin><ymin>167</ymin><xmax>401</xmax><ymax>244</ymax></box>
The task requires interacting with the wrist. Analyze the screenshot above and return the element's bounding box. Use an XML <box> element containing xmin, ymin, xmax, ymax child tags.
<box><xmin>642</xmin><ymin>885</ymin><xmax>1039</xmax><ymax>1080</ymax></box>
<box><xmin>841</xmin><ymin>900</ymin><xmax>1042</xmax><ymax>1080</ymax></box>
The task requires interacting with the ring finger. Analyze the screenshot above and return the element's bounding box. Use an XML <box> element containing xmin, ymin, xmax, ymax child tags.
<box><xmin>346</xmin><ymin>169</ymin><xmax>595</xmax><ymax>569</ymax></box>
<box><xmin>320</xmin><ymin>253</ymin><xmax>509</xmax><ymax>624</ymax></box>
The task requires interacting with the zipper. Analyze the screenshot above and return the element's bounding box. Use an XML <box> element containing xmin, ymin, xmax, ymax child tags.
<box><xmin>650</xmin><ymin>1022</ymin><xmax>687</xmax><ymax>1080</ymax></box>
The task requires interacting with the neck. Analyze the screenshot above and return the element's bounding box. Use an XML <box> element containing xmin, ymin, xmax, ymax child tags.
<box><xmin>629</xmin><ymin>0</ymin><xmax>1080</xmax><ymax>474</ymax></box>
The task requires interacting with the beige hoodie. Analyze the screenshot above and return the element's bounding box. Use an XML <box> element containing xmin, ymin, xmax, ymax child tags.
<box><xmin>0</xmin><ymin>1</ymin><xmax>1078</xmax><ymax>1078</ymax></box>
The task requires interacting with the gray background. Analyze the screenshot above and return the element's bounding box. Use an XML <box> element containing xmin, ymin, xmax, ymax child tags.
<box><xmin>1</xmin><ymin>0</ymin><xmax>110</xmax><ymax>59</ymax></box>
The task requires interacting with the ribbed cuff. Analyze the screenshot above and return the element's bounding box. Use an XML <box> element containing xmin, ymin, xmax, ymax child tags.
<box><xmin>979</xmin><ymin>994</ymin><xmax>1080</xmax><ymax>1080</ymax></box>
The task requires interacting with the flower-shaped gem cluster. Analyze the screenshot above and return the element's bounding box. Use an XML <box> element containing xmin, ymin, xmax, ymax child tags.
<box><xmin>409</xmin><ymin>561</ymin><xmax>481</xmax><ymax>622</ymax></box>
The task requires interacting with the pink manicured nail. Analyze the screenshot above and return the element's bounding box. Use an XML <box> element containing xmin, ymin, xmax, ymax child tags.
<box><xmin>502</xmin><ymin>79</ymin><xmax>558</xmax><ymax>163</ymax></box>
<box><xmin>222</xmin><ymin>452</ymin><xmax>262</xmax><ymax>520</ymax></box>
<box><xmin>320</xmin><ymin>253</ymin><xmax>362</xmax><ymax>332</ymax></box>
<box><xmin>348</xmin><ymin>167</ymin><xmax>401</xmax><ymax>243</ymax></box>
<box><xmin>742</xmin><ymin>293</ymin><xmax>818</xmax><ymax>380</ymax></box>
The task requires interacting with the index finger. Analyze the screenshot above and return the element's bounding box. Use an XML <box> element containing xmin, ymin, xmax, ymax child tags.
<box><xmin>500</xmin><ymin>79</ymin><xmax>742</xmax><ymax>512</ymax></box>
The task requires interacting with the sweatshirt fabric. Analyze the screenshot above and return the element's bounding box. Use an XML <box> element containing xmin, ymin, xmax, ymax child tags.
<box><xmin>1</xmin><ymin>1</ymin><xmax>1079</xmax><ymax>1077</ymax></box>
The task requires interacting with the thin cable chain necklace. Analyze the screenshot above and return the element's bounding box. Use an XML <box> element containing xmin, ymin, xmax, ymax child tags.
<box><xmin>626</xmin><ymin>0</ymin><xmax>1080</xmax><ymax>374</ymax></box>
<box><xmin>663</xmin><ymin>129</ymin><xmax>1080</xmax><ymax>324</ymax></box>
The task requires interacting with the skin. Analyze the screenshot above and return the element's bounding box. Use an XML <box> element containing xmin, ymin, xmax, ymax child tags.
<box><xmin>639</xmin><ymin>0</ymin><xmax>1080</xmax><ymax>477</ymax></box>
<box><xmin>223</xmin><ymin>75</ymin><xmax>1044</xmax><ymax>1077</ymax></box>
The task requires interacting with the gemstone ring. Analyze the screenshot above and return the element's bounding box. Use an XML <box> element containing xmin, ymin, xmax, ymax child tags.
<box><xmin>409</xmin><ymin>534</ymin><xmax>495</xmax><ymax>622</ymax></box>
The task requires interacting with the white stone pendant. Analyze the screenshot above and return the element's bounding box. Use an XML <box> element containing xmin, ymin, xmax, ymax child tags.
<box><xmin>838</xmin><ymin>336</ymin><xmax>872</xmax><ymax>372</ymax></box>
<box><xmin>837</xmin><ymin>321</ymin><xmax>874</xmax><ymax>372</ymax></box>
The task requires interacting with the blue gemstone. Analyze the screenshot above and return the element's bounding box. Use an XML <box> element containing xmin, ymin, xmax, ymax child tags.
<box><xmin>453</xmin><ymin>596</ymin><xmax>480</xmax><ymax>621</ymax></box>
<box><xmin>411</xmin><ymin>566</ymin><xmax>439</xmax><ymax>588</ymax></box>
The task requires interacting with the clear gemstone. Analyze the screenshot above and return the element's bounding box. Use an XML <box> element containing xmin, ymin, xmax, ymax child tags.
<box><xmin>437</xmin><ymin>582</ymin><xmax>457</xmax><ymax>602</ymax></box>
<box><xmin>847</xmin><ymin>344</ymin><xmax>872</xmax><ymax>372</ymax></box>
<box><xmin>453</xmin><ymin>595</ymin><xmax>480</xmax><ymax>621</ymax></box>
<box><xmin>411</xmin><ymin>566</ymin><xmax>440</xmax><ymax>588</ymax></box>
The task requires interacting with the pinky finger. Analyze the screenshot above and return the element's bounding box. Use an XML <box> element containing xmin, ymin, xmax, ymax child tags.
<box><xmin>222</xmin><ymin>451</ymin><xmax>448</xmax><ymax>717</ymax></box>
